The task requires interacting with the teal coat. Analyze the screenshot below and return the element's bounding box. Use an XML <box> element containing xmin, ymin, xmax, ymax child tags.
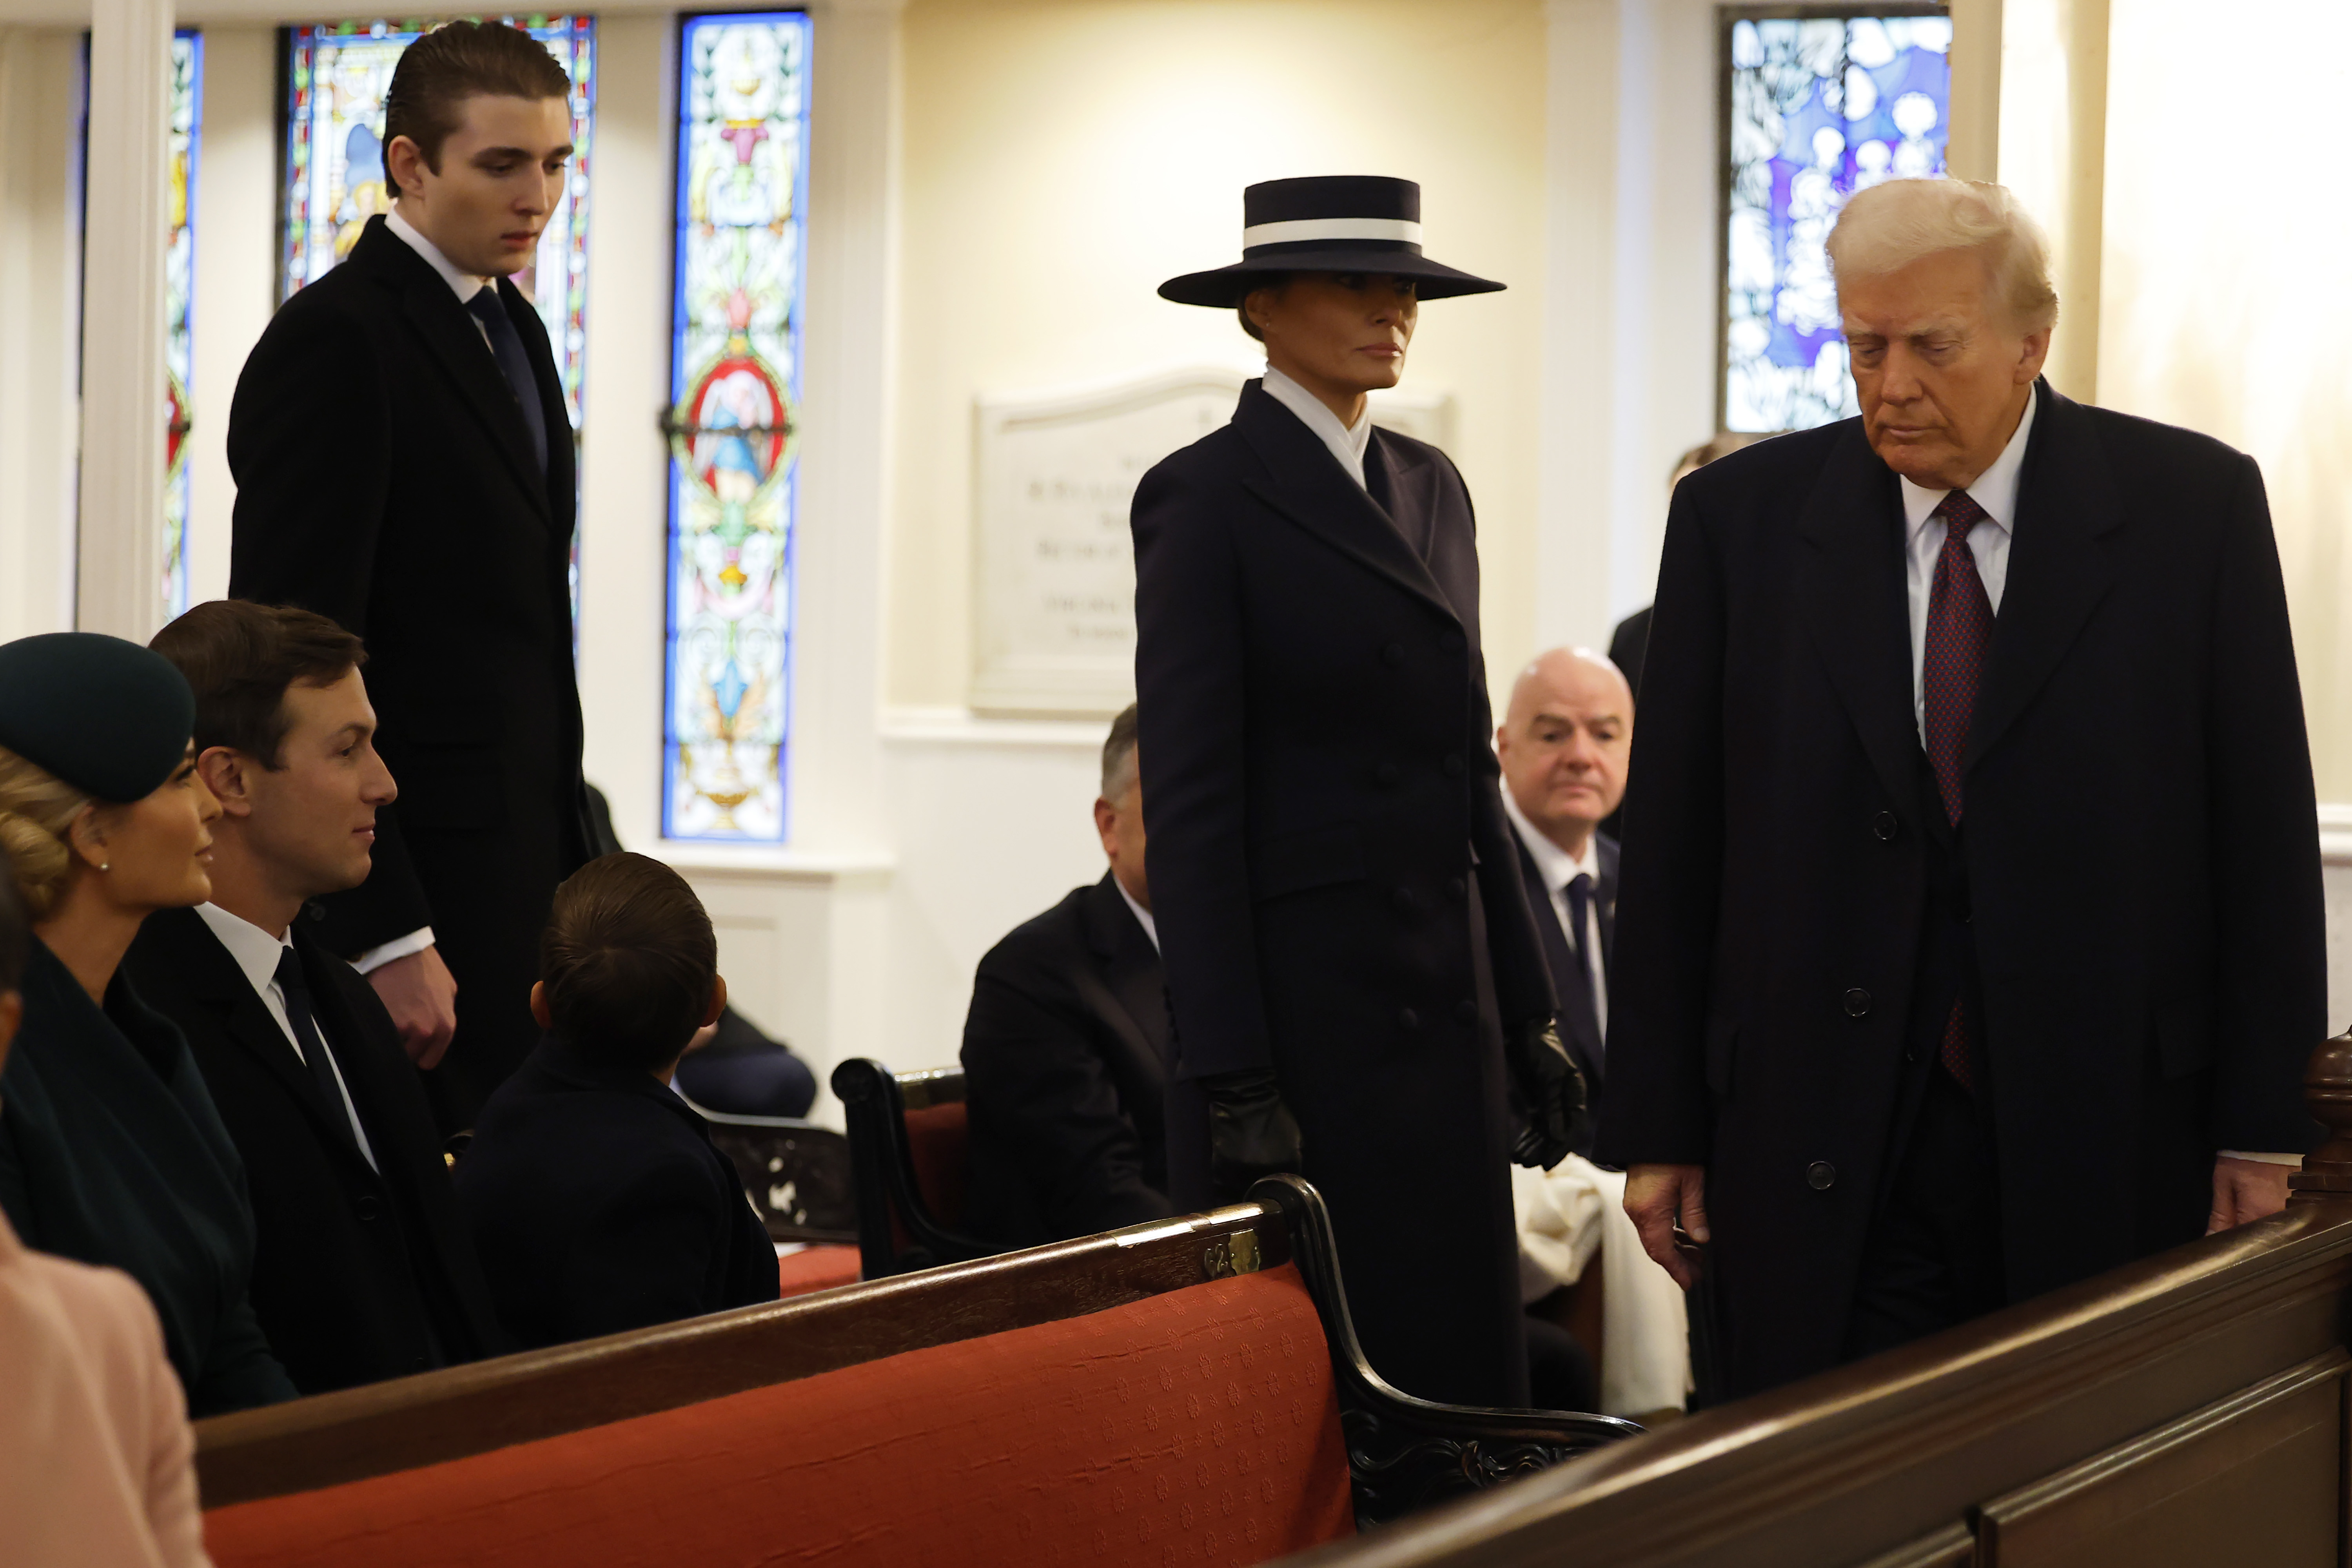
<box><xmin>0</xmin><ymin>937</ymin><xmax>295</xmax><ymax>1415</ymax></box>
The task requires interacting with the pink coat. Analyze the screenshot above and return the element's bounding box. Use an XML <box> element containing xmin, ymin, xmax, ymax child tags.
<box><xmin>0</xmin><ymin>1207</ymin><xmax>211</xmax><ymax>1567</ymax></box>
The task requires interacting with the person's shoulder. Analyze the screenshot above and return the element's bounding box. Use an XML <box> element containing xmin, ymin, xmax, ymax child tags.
<box><xmin>974</xmin><ymin>885</ymin><xmax>1094</xmax><ymax>987</ymax></box>
<box><xmin>1679</xmin><ymin>422</ymin><xmax>1846</xmax><ymax>502</ymax></box>
<box><xmin>2064</xmin><ymin>395</ymin><xmax>2248</xmax><ymax>478</ymax></box>
<box><xmin>11</xmin><ymin>1249</ymin><xmax>167</xmax><ymax>1376</ymax></box>
<box><xmin>1141</xmin><ymin>419</ymin><xmax>1252</xmax><ymax>493</ymax></box>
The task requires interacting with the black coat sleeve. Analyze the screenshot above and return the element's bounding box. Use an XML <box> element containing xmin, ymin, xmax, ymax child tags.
<box><xmin>227</xmin><ymin>295</ymin><xmax>434</xmax><ymax>951</ymax></box>
<box><xmin>960</xmin><ymin>960</ymin><xmax>1173</xmax><ymax>1243</ymax></box>
<box><xmin>1594</xmin><ymin>477</ymin><xmax>1729</xmax><ymax>1168</ymax></box>
<box><xmin>557</xmin><ymin>1155</ymin><xmax>732</xmax><ymax>1341</ymax></box>
<box><xmin>2205</xmin><ymin>454</ymin><xmax>2328</xmax><ymax>1151</ymax></box>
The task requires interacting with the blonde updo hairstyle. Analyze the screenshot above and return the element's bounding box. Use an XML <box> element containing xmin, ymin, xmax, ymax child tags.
<box><xmin>0</xmin><ymin>743</ymin><xmax>95</xmax><ymax>921</ymax></box>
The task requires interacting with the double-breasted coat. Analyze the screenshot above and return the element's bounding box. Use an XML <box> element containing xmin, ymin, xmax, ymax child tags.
<box><xmin>1597</xmin><ymin>384</ymin><xmax>2327</xmax><ymax>1398</ymax></box>
<box><xmin>1133</xmin><ymin>381</ymin><xmax>1555</xmax><ymax>1408</ymax></box>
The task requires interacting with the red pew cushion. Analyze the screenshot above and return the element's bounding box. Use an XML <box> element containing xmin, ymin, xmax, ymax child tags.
<box><xmin>775</xmin><ymin>1245</ymin><xmax>860</xmax><ymax>1299</ymax></box>
<box><xmin>902</xmin><ymin>1100</ymin><xmax>969</xmax><ymax>1226</ymax></box>
<box><xmin>204</xmin><ymin>1262</ymin><xmax>1354</xmax><ymax>1568</ymax></box>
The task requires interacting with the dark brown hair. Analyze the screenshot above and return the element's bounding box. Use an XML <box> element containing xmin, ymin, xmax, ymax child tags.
<box><xmin>150</xmin><ymin>601</ymin><xmax>365</xmax><ymax>769</ymax></box>
<box><xmin>384</xmin><ymin>20</ymin><xmax>572</xmax><ymax>177</ymax></box>
<box><xmin>540</xmin><ymin>853</ymin><xmax>717</xmax><ymax>1071</ymax></box>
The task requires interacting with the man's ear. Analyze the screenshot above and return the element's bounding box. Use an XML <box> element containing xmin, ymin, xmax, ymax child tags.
<box><xmin>528</xmin><ymin>981</ymin><xmax>553</xmax><ymax>1031</ymax></box>
<box><xmin>385</xmin><ymin>133</ymin><xmax>428</xmax><ymax>202</ymax></box>
<box><xmin>2016</xmin><ymin>322</ymin><xmax>2053</xmax><ymax>385</ymax></box>
<box><xmin>703</xmin><ymin>973</ymin><xmax>729</xmax><ymax>1028</ymax></box>
<box><xmin>197</xmin><ymin>746</ymin><xmax>258</xmax><ymax>819</ymax></box>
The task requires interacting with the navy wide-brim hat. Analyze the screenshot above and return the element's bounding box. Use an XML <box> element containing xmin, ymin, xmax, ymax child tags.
<box><xmin>0</xmin><ymin>633</ymin><xmax>196</xmax><ymax>803</ymax></box>
<box><xmin>1158</xmin><ymin>175</ymin><xmax>1506</xmax><ymax>308</ymax></box>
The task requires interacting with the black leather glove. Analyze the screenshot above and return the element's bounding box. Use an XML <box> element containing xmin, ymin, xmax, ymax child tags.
<box><xmin>1506</xmin><ymin>1016</ymin><xmax>1588</xmax><ymax>1170</ymax></box>
<box><xmin>1201</xmin><ymin>1068</ymin><xmax>1303</xmax><ymax>1204</ymax></box>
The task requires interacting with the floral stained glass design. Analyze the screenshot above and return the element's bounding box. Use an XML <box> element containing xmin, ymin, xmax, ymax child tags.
<box><xmin>1722</xmin><ymin>13</ymin><xmax>1951</xmax><ymax>431</ymax></box>
<box><xmin>280</xmin><ymin>16</ymin><xmax>596</xmax><ymax>423</ymax></box>
<box><xmin>164</xmin><ymin>30</ymin><xmax>201</xmax><ymax>618</ymax></box>
<box><xmin>661</xmin><ymin>13</ymin><xmax>811</xmax><ymax>842</ymax></box>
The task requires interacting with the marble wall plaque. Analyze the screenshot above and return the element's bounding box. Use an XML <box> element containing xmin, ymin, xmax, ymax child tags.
<box><xmin>972</xmin><ymin>365</ymin><xmax>1455</xmax><ymax>718</ymax></box>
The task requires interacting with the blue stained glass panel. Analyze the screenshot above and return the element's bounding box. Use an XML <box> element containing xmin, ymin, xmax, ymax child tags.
<box><xmin>661</xmin><ymin>12</ymin><xmax>811</xmax><ymax>842</ymax></box>
<box><xmin>164</xmin><ymin>30</ymin><xmax>201</xmax><ymax>618</ymax></box>
<box><xmin>1722</xmin><ymin>14</ymin><xmax>1952</xmax><ymax>431</ymax></box>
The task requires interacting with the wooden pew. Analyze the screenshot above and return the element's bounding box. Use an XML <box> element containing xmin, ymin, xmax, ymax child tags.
<box><xmin>194</xmin><ymin>1176</ymin><xmax>1637</xmax><ymax>1566</ymax></box>
<box><xmin>832</xmin><ymin>1057</ymin><xmax>998</xmax><ymax>1277</ymax></box>
<box><xmin>1280</xmin><ymin>1031</ymin><xmax>2352</xmax><ymax>1568</ymax></box>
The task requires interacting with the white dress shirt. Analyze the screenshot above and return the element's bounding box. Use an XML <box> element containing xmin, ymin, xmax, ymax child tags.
<box><xmin>1260</xmin><ymin>365</ymin><xmax>1372</xmax><ymax>489</ymax></box>
<box><xmin>1500</xmin><ymin>790</ymin><xmax>1607</xmax><ymax>1037</ymax></box>
<box><xmin>385</xmin><ymin>204</ymin><xmax>495</xmax><ymax>351</ymax></box>
<box><xmin>194</xmin><ymin>905</ymin><xmax>379</xmax><ymax>1171</ymax></box>
<box><xmin>1897</xmin><ymin>384</ymin><xmax>2034</xmax><ymax>746</ymax></box>
<box><xmin>1114</xmin><ymin>876</ymin><xmax>1158</xmax><ymax>952</ymax></box>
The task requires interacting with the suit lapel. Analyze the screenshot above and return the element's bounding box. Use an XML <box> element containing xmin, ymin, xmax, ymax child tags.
<box><xmin>1793</xmin><ymin>419</ymin><xmax>1928</xmax><ymax>827</ymax></box>
<box><xmin>1965</xmin><ymin>385</ymin><xmax>2125</xmax><ymax>771</ymax></box>
<box><xmin>1081</xmin><ymin>876</ymin><xmax>1170</xmax><ymax>1065</ymax></box>
<box><xmin>1595</xmin><ymin>834</ymin><xmax>1619</xmax><ymax>973</ymax></box>
<box><xmin>1232</xmin><ymin>384</ymin><xmax>1458</xmax><ymax>625</ymax></box>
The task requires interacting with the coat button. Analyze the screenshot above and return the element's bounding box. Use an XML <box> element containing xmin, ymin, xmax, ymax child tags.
<box><xmin>355</xmin><ymin>1195</ymin><xmax>383</xmax><ymax>1221</ymax></box>
<box><xmin>1381</xmin><ymin>642</ymin><xmax>1405</xmax><ymax>667</ymax></box>
<box><xmin>1843</xmin><ymin>988</ymin><xmax>1871</xmax><ymax>1017</ymax></box>
<box><xmin>1453</xmin><ymin>999</ymin><xmax>1479</xmax><ymax>1024</ymax></box>
<box><xmin>1375</xmin><ymin>761</ymin><xmax>1401</xmax><ymax>787</ymax></box>
<box><xmin>1807</xmin><ymin>1161</ymin><xmax>1837</xmax><ymax>1191</ymax></box>
<box><xmin>1392</xmin><ymin>885</ymin><xmax>1416</xmax><ymax>912</ymax></box>
<box><xmin>1442</xmin><ymin>753</ymin><xmax>1465</xmax><ymax>778</ymax></box>
<box><xmin>1441</xmin><ymin>631</ymin><xmax>1466</xmax><ymax>653</ymax></box>
<box><xmin>1872</xmin><ymin>811</ymin><xmax>1898</xmax><ymax>841</ymax></box>
<box><xmin>1398</xmin><ymin>1008</ymin><xmax>1421</xmax><ymax>1031</ymax></box>
<box><xmin>1446</xmin><ymin>877</ymin><xmax>1466</xmax><ymax>902</ymax></box>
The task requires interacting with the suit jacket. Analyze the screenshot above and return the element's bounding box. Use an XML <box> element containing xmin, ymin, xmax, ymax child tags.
<box><xmin>1131</xmin><ymin>381</ymin><xmax>1554</xmax><ymax>1408</ymax></box>
<box><xmin>960</xmin><ymin>872</ymin><xmax>1174</xmax><ymax>1247</ymax></box>
<box><xmin>120</xmin><ymin>908</ymin><xmax>508</xmax><ymax>1394</ymax></box>
<box><xmin>1514</xmin><ymin>830</ymin><xmax>1616</xmax><ymax>1158</ymax></box>
<box><xmin>0</xmin><ymin>1209</ymin><xmax>208</xmax><ymax>1568</ymax></box>
<box><xmin>455</xmin><ymin>1036</ymin><xmax>780</xmax><ymax>1349</ymax></box>
<box><xmin>1598</xmin><ymin>384</ymin><xmax>2327</xmax><ymax>1397</ymax></box>
<box><xmin>227</xmin><ymin>214</ymin><xmax>593</xmax><ymax>1125</ymax></box>
<box><xmin>0</xmin><ymin>940</ymin><xmax>296</xmax><ymax>1416</ymax></box>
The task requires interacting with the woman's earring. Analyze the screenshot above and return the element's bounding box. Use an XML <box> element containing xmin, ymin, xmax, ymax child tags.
<box><xmin>98</xmin><ymin>862</ymin><xmax>111</xmax><ymax>873</ymax></box>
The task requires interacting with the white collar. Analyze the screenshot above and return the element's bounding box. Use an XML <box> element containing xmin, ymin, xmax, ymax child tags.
<box><xmin>194</xmin><ymin>903</ymin><xmax>296</xmax><ymax>997</ymax></box>
<box><xmin>1260</xmin><ymin>365</ymin><xmax>1372</xmax><ymax>489</ymax></box>
<box><xmin>1113</xmin><ymin>874</ymin><xmax>1158</xmax><ymax>952</ymax></box>
<box><xmin>1898</xmin><ymin>383</ymin><xmax>2038</xmax><ymax>542</ymax></box>
<box><xmin>385</xmin><ymin>205</ymin><xmax>490</xmax><ymax>305</ymax></box>
<box><xmin>1501</xmin><ymin>786</ymin><xmax>1599</xmax><ymax>895</ymax></box>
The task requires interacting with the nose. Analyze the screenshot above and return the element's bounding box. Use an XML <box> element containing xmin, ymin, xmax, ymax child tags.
<box><xmin>1879</xmin><ymin>345</ymin><xmax>1924</xmax><ymax>401</ymax></box>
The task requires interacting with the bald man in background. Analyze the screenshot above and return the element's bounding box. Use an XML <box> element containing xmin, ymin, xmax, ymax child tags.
<box><xmin>1497</xmin><ymin>649</ymin><xmax>1633</xmax><ymax>1158</ymax></box>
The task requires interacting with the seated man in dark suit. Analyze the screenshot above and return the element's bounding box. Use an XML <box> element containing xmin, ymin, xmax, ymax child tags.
<box><xmin>961</xmin><ymin>704</ymin><xmax>1174</xmax><ymax>1246</ymax></box>
<box><xmin>1495</xmin><ymin>647</ymin><xmax>1632</xmax><ymax>1159</ymax></box>
<box><xmin>456</xmin><ymin>852</ymin><xmax>779</xmax><ymax>1348</ymax></box>
<box><xmin>123</xmin><ymin>602</ymin><xmax>507</xmax><ymax>1394</ymax></box>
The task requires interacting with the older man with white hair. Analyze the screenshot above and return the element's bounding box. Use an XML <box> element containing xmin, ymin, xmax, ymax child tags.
<box><xmin>1601</xmin><ymin>177</ymin><xmax>2327</xmax><ymax>1399</ymax></box>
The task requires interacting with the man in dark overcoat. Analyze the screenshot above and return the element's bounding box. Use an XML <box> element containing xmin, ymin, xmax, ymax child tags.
<box><xmin>1603</xmin><ymin>178</ymin><xmax>2327</xmax><ymax>1399</ymax></box>
<box><xmin>1135</xmin><ymin>177</ymin><xmax>1581</xmax><ymax>1409</ymax></box>
<box><xmin>227</xmin><ymin>22</ymin><xmax>593</xmax><ymax>1128</ymax></box>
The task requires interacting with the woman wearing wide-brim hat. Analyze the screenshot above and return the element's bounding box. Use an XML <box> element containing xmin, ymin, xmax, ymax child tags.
<box><xmin>1133</xmin><ymin>176</ymin><xmax>1583</xmax><ymax>1409</ymax></box>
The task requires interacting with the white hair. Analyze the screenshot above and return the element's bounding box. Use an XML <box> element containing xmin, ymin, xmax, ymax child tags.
<box><xmin>1826</xmin><ymin>178</ymin><xmax>2058</xmax><ymax>332</ymax></box>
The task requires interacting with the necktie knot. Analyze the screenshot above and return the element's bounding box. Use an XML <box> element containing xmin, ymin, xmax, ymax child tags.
<box><xmin>1933</xmin><ymin>488</ymin><xmax>1988</xmax><ymax>542</ymax></box>
<box><xmin>273</xmin><ymin>946</ymin><xmax>310</xmax><ymax>1001</ymax></box>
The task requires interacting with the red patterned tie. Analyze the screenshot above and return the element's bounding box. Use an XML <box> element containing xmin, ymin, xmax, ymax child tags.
<box><xmin>1924</xmin><ymin>489</ymin><xmax>1993</xmax><ymax>1091</ymax></box>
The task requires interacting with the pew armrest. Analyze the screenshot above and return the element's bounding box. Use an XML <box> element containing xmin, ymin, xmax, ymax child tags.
<box><xmin>1250</xmin><ymin>1173</ymin><xmax>1644</xmax><ymax>1527</ymax></box>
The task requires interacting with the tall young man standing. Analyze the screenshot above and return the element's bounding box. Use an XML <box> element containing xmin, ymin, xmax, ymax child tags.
<box><xmin>227</xmin><ymin>21</ymin><xmax>592</xmax><ymax>1127</ymax></box>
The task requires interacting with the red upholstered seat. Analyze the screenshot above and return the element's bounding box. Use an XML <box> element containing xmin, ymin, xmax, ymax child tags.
<box><xmin>901</xmin><ymin>1100</ymin><xmax>969</xmax><ymax>1226</ymax></box>
<box><xmin>203</xmin><ymin>1263</ymin><xmax>1354</xmax><ymax>1568</ymax></box>
<box><xmin>775</xmin><ymin>1244</ymin><xmax>860</xmax><ymax>1298</ymax></box>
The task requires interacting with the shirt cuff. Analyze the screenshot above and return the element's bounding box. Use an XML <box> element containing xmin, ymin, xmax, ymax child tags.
<box><xmin>351</xmin><ymin>927</ymin><xmax>436</xmax><ymax>975</ymax></box>
<box><xmin>2217</xmin><ymin>1149</ymin><xmax>2303</xmax><ymax>1166</ymax></box>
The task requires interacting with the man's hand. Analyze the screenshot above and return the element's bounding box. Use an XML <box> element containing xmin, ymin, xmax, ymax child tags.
<box><xmin>1505</xmin><ymin>1016</ymin><xmax>1588</xmax><ymax>1170</ymax></box>
<box><xmin>2206</xmin><ymin>1155</ymin><xmax>2294</xmax><ymax>1234</ymax></box>
<box><xmin>368</xmin><ymin>946</ymin><xmax>458</xmax><ymax>1070</ymax></box>
<box><xmin>1624</xmin><ymin>1162</ymin><xmax>1710</xmax><ymax>1289</ymax></box>
<box><xmin>1201</xmin><ymin>1068</ymin><xmax>1303</xmax><ymax>1205</ymax></box>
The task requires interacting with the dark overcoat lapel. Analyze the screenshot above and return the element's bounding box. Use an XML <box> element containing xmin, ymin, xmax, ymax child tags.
<box><xmin>389</xmin><ymin>265</ymin><xmax>552</xmax><ymax>519</ymax></box>
<box><xmin>1078</xmin><ymin>876</ymin><xmax>1169</xmax><ymax>1066</ymax></box>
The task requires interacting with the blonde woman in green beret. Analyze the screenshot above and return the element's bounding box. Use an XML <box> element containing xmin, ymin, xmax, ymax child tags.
<box><xmin>0</xmin><ymin>633</ymin><xmax>296</xmax><ymax>1415</ymax></box>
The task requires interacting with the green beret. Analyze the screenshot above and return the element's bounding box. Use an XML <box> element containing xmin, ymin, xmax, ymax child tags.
<box><xmin>0</xmin><ymin>633</ymin><xmax>196</xmax><ymax>803</ymax></box>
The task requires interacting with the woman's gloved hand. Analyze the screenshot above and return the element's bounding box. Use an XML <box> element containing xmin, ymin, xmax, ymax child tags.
<box><xmin>1506</xmin><ymin>1015</ymin><xmax>1587</xmax><ymax>1169</ymax></box>
<box><xmin>1201</xmin><ymin>1068</ymin><xmax>1303</xmax><ymax>1203</ymax></box>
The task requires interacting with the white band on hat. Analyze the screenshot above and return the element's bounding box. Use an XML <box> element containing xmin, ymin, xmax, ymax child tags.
<box><xmin>1241</xmin><ymin>217</ymin><xmax>1423</xmax><ymax>250</ymax></box>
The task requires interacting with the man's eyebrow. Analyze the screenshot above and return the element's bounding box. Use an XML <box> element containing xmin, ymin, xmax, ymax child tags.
<box><xmin>473</xmin><ymin>142</ymin><xmax>575</xmax><ymax>161</ymax></box>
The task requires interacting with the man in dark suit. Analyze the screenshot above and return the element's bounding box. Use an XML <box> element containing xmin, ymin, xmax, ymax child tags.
<box><xmin>124</xmin><ymin>602</ymin><xmax>506</xmax><ymax>1394</ymax></box>
<box><xmin>1603</xmin><ymin>178</ymin><xmax>2326</xmax><ymax>1399</ymax></box>
<box><xmin>962</xmin><ymin>705</ymin><xmax>1174</xmax><ymax>1247</ymax></box>
<box><xmin>227</xmin><ymin>21</ymin><xmax>592</xmax><ymax>1129</ymax></box>
<box><xmin>1136</xmin><ymin>177</ymin><xmax>1581</xmax><ymax>1408</ymax></box>
<box><xmin>1497</xmin><ymin>648</ymin><xmax>1631</xmax><ymax>1158</ymax></box>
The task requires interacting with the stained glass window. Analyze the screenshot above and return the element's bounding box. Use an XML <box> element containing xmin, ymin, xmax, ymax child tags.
<box><xmin>661</xmin><ymin>12</ymin><xmax>811</xmax><ymax>843</ymax></box>
<box><xmin>1721</xmin><ymin>10</ymin><xmax>1952</xmax><ymax>431</ymax></box>
<box><xmin>280</xmin><ymin>16</ymin><xmax>596</xmax><ymax>422</ymax></box>
<box><xmin>164</xmin><ymin>30</ymin><xmax>201</xmax><ymax>618</ymax></box>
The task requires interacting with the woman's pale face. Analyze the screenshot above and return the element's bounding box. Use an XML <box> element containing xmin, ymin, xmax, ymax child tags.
<box><xmin>78</xmin><ymin>745</ymin><xmax>221</xmax><ymax>914</ymax></box>
<box><xmin>1248</xmin><ymin>272</ymin><xmax>1419</xmax><ymax>396</ymax></box>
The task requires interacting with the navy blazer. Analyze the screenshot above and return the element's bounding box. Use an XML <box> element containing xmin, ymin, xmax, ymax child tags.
<box><xmin>960</xmin><ymin>872</ymin><xmax>1173</xmax><ymax>1247</ymax></box>
<box><xmin>1514</xmin><ymin>830</ymin><xmax>1617</xmax><ymax>1158</ymax></box>
<box><xmin>455</xmin><ymin>1036</ymin><xmax>779</xmax><ymax>1349</ymax></box>
<box><xmin>122</xmin><ymin>908</ymin><xmax>508</xmax><ymax>1392</ymax></box>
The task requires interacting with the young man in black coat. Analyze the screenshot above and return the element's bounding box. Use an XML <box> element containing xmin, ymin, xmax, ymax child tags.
<box><xmin>226</xmin><ymin>22</ymin><xmax>593</xmax><ymax>1129</ymax></box>
<box><xmin>961</xmin><ymin>705</ymin><xmax>1174</xmax><ymax>1247</ymax></box>
<box><xmin>1605</xmin><ymin>179</ymin><xmax>2327</xmax><ymax>1399</ymax></box>
<box><xmin>456</xmin><ymin>854</ymin><xmax>778</xmax><ymax>1349</ymax></box>
<box><xmin>1135</xmin><ymin>178</ymin><xmax>1582</xmax><ymax>1408</ymax></box>
<box><xmin>124</xmin><ymin>603</ymin><xmax>506</xmax><ymax>1394</ymax></box>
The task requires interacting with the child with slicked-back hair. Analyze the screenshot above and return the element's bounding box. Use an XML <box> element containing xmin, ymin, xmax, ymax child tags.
<box><xmin>454</xmin><ymin>853</ymin><xmax>777</xmax><ymax>1347</ymax></box>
